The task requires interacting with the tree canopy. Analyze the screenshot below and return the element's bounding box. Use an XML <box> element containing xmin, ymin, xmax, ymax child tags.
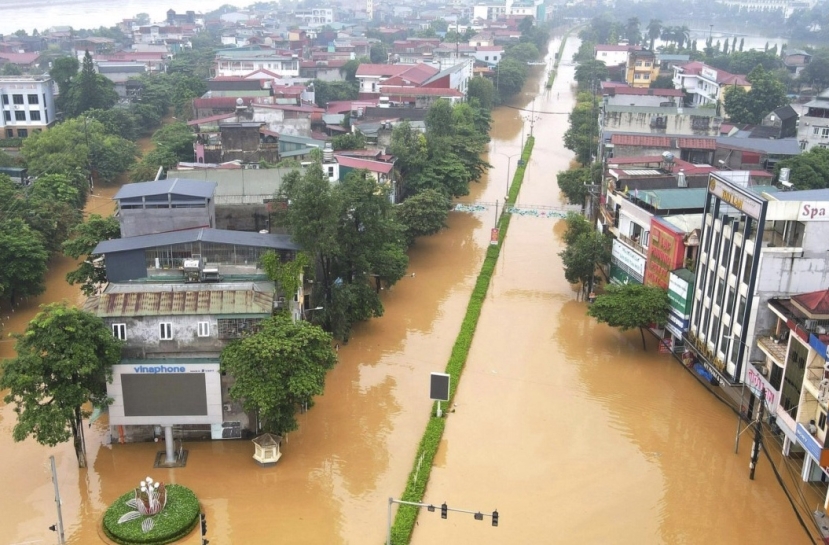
<box><xmin>0</xmin><ymin>303</ymin><xmax>122</xmax><ymax>467</ymax></box>
<box><xmin>63</xmin><ymin>214</ymin><xmax>121</xmax><ymax>295</ymax></box>
<box><xmin>587</xmin><ymin>283</ymin><xmax>670</xmax><ymax>349</ymax></box>
<box><xmin>773</xmin><ymin>147</ymin><xmax>829</xmax><ymax>190</ymax></box>
<box><xmin>558</xmin><ymin>213</ymin><xmax>611</xmax><ymax>297</ymax></box>
<box><xmin>0</xmin><ymin>218</ymin><xmax>49</xmax><ymax>304</ymax></box>
<box><xmin>63</xmin><ymin>50</ymin><xmax>118</xmax><ymax>118</ymax></box>
<box><xmin>563</xmin><ymin>92</ymin><xmax>599</xmax><ymax>165</ymax></box>
<box><xmin>394</xmin><ymin>188</ymin><xmax>450</xmax><ymax>245</ymax></box>
<box><xmin>723</xmin><ymin>66</ymin><xmax>788</xmax><ymax>124</ymax></box>
<box><xmin>220</xmin><ymin>313</ymin><xmax>337</xmax><ymax>435</ymax></box>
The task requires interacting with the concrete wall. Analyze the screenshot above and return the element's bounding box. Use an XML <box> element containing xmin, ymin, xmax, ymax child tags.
<box><xmin>603</xmin><ymin>110</ymin><xmax>719</xmax><ymax>136</ymax></box>
<box><xmin>119</xmin><ymin>207</ymin><xmax>212</xmax><ymax>237</ymax></box>
<box><xmin>215</xmin><ymin>203</ymin><xmax>271</xmax><ymax>231</ymax></box>
<box><xmin>105</xmin><ymin>314</ymin><xmax>231</xmax><ymax>358</ymax></box>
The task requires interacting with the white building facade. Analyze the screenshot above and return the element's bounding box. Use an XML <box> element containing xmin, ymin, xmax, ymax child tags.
<box><xmin>0</xmin><ymin>76</ymin><xmax>56</xmax><ymax>139</ymax></box>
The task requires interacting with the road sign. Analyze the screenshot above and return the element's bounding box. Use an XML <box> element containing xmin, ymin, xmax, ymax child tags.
<box><xmin>490</xmin><ymin>228</ymin><xmax>499</xmax><ymax>245</ymax></box>
<box><xmin>430</xmin><ymin>373</ymin><xmax>450</xmax><ymax>401</ymax></box>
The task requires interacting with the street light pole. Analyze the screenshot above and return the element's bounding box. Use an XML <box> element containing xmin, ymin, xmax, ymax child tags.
<box><xmin>494</xmin><ymin>151</ymin><xmax>520</xmax><ymax>201</ymax></box>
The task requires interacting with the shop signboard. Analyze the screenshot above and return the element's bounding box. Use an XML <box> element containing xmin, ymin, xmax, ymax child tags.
<box><xmin>745</xmin><ymin>365</ymin><xmax>779</xmax><ymax>413</ymax></box>
<box><xmin>668</xmin><ymin>272</ymin><xmax>693</xmax><ymax>316</ymax></box>
<box><xmin>666</xmin><ymin>309</ymin><xmax>689</xmax><ymax>337</ymax></box>
<box><xmin>708</xmin><ymin>177</ymin><xmax>764</xmax><ymax>219</ymax></box>
<box><xmin>795</xmin><ymin>422</ymin><xmax>829</xmax><ymax>465</ymax></box>
<box><xmin>645</xmin><ymin>218</ymin><xmax>685</xmax><ymax>289</ymax></box>
<box><xmin>701</xmin><ymin>67</ymin><xmax>718</xmax><ymax>81</ymax></box>
<box><xmin>810</xmin><ymin>333</ymin><xmax>828</xmax><ymax>360</ymax></box>
<box><xmin>612</xmin><ymin>238</ymin><xmax>645</xmax><ymax>277</ymax></box>
<box><xmin>798</xmin><ymin>202</ymin><xmax>829</xmax><ymax>221</ymax></box>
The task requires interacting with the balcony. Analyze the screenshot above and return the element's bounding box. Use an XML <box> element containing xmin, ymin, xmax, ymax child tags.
<box><xmin>806</xmin><ymin>365</ymin><xmax>829</xmax><ymax>392</ymax></box>
<box><xmin>619</xmin><ymin>233</ymin><xmax>647</xmax><ymax>256</ymax></box>
<box><xmin>757</xmin><ymin>335</ymin><xmax>787</xmax><ymax>366</ymax></box>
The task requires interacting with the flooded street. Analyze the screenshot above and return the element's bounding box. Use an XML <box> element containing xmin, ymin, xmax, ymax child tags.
<box><xmin>0</xmin><ymin>35</ymin><xmax>819</xmax><ymax>545</ymax></box>
<box><xmin>411</xmin><ymin>36</ymin><xmax>817</xmax><ymax>544</ymax></box>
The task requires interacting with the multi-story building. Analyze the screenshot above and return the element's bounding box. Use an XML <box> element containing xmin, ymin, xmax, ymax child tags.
<box><xmin>798</xmin><ymin>87</ymin><xmax>829</xmax><ymax>151</ymax></box>
<box><xmin>626</xmin><ymin>50</ymin><xmax>659</xmax><ymax>88</ymax></box>
<box><xmin>594</xmin><ymin>44</ymin><xmax>639</xmax><ymax>68</ymax></box>
<box><xmin>0</xmin><ymin>75</ymin><xmax>56</xmax><ymax>139</ymax></box>
<box><xmin>213</xmin><ymin>49</ymin><xmax>300</xmax><ymax>78</ymax></box>
<box><xmin>685</xmin><ymin>173</ymin><xmax>829</xmax><ymax>394</ymax></box>
<box><xmin>672</xmin><ymin>61</ymin><xmax>750</xmax><ymax>108</ymax></box>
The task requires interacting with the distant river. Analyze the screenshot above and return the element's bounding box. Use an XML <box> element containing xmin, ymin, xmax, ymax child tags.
<box><xmin>0</xmin><ymin>0</ymin><xmax>239</xmax><ymax>36</ymax></box>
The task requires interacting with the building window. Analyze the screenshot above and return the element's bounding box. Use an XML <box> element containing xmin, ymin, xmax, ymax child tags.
<box><xmin>218</xmin><ymin>318</ymin><xmax>263</xmax><ymax>339</ymax></box>
<box><xmin>17</xmin><ymin>128</ymin><xmax>27</xmax><ymax>138</ymax></box>
<box><xmin>742</xmin><ymin>256</ymin><xmax>753</xmax><ymax>285</ymax></box>
<box><xmin>5</xmin><ymin>128</ymin><xmax>12</xmax><ymax>138</ymax></box>
<box><xmin>12</xmin><ymin>94</ymin><xmax>23</xmax><ymax>105</ymax></box>
<box><xmin>1</xmin><ymin>94</ymin><xmax>7</xmax><ymax>105</ymax></box>
<box><xmin>737</xmin><ymin>296</ymin><xmax>747</xmax><ymax>325</ymax></box>
<box><xmin>27</xmin><ymin>94</ymin><xmax>38</xmax><ymax>105</ymax></box>
<box><xmin>159</xmin><ymin>322</ymin><xmax>173</xmax><ymax>340</ymax></box>
<box><xmin>112</xmin><ymin>323</ymin><xmax>127</xmax><ymax>340</ymax></box>
<box><xmin>29</xmin><ymin>111</ymin><xmax>40</xmax><ymax>121</ymax></box>
<box><xmin>197</xmin><ymin>321</ymin><xmax>210</xmax><ymax>337</ymax></box>
<box><xmin>815</xmin><ymin>127</ymin><xmax>829</xmax><ymax>139</ymax></box>
<box><xmin>770</xmin><ymin>363</ymin><xmax>783</xmax><ymax>390</ymax></box>
<box><xmin>3</xmin><ymin>111</ymin><xmax>9</xmax><ymax>122</ymax></box>
<box><xmin>14</xmin><ymin>111</ymin><xmax>25</xmax><ymax>121</ymax></box>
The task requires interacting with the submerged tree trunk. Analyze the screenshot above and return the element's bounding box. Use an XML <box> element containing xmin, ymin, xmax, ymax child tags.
<box><xmin>71</xmin><ymin>407</ymin><xmax>87</xmax><ymax>468</ymax></box>
<box><xmin>638</xmin><ymin>327</ymin><xmax>647</xmax><ymax>351</ymax></box>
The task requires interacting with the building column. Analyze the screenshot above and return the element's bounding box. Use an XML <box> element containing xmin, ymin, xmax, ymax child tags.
<box><xmin>782</xmin><ymin>436</ymin><xmax>791</xmax><ymax>456</ymax></box>
<box><xmin>165</xmin><ymin>426</ymin><xmax>175</xmax><ymax>463</ymax></box>
<box><xmin>803</xmin><ymin>454</ymin><xmax>813</xmax><ymax>482</ymax></box>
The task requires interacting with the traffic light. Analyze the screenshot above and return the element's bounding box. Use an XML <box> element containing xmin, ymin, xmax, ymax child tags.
<box><xmin>200</xmin><ymin>512</ymin><xmax>207</xmax><ymax>535</ymax></box>
<box><xmin>491</xmin><ymin>510</ymin><xmax>499</xmax><ymax>527</ymax></box>
<box><xmin>440</xmin><ymin>503</ymin><xmax>448</xmax><ymax>519</ymax></box>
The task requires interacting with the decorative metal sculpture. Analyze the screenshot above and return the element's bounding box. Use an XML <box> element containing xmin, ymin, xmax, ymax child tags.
<box><xmin>117</xmin><ymin>477</ymin><xmax>168</xmax><ymax>533</ymax></box>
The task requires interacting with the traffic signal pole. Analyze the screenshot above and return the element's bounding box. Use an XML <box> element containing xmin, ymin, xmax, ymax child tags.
<box><xmin>387</xmin><ymin>497</ymin><xmax>498</xmax><ymax>545</ymax></box>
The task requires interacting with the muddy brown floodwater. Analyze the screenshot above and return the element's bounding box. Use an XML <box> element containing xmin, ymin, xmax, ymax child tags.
<box><xmin>410</xmin><ymin>35</ymin><xmax>819</xmax><ymax>545</ymax></box>
<box><xmin>0</xmin><ymin>39</ymin><xmax>818</xmax><ymax>545</ymax></box>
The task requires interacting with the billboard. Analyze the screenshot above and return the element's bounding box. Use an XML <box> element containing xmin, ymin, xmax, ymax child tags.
<box><xmin>645</xmin><ymin>218</ymin><xmax>685</xmax><ymax>289</ymax></box>
<box><xmin>108</xmin><ymin>362</ymin><xmax>223</xmax><ymax>426</ymax></box>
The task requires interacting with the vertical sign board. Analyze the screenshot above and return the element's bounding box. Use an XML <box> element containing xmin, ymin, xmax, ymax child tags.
<box><xmin>490</xmin><ymin>228</ymin><xmax>500</xmax><ymax>246</ymax></box>
<box><xmin>430</xmin><ymin>372</ymin><xmax>450</xmax><ymax>417</ymax></box>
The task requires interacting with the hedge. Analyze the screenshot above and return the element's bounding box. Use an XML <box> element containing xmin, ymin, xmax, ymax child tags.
<box><xmin>103</xmin><ymin>484</ymin><xmax>200</xmax><ymax>545</ymax></box>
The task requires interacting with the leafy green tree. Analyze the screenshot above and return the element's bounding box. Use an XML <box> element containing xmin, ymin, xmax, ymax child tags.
<box><xmin>63</xmin><ymin>214</ymin><xmax>121</xmax><ymax>295</ymax></box>
<box><xmin>24</xmin><ymin>175</ymin><xmax>84</xmax><ymax>252</ymax></box>
<box><xmin>562</xmin><ymin>212</ymin><xmax>593</xmax><ymax>246</ymax></box>
<box><xmin>506</xmin><ymin>43</ymin><xmax>540</xmax><ymax>63</ymax></box>
<box><xmin>64</xmin><ymin>50</ymin><xmax>118</xmax><ymax>117</ymax></box>
<box><xmin>495</xmin><ymin>58</ymin><xmax>527</xmax><ymax>99</ymax></box>
<box><xmin>21</xmin><ymin>117</ymin><xmax>137</xmax><ymax>183</ymax></box>
<box><xmin>773</xmin><ymin>147</ymin><xmax>829</xmax><ymax>190</ymax></box>
<box><xmin>800</xmin><ymin>50</ymin><xmax>829</xmax><ymax>90</ymax></box>
<box><xmin>563</xmin><ymin>92</ymin><xmax>599</xmax><ymax>165</ymax></box>
<box><xmin>558</xmin><ymin>222</ymin><xmax>610</xmax><ymax>299</ymax></box>
<box><xmin>312</xmin><ymin>80</ymin><xmax>358</xmax><ymax>107</ymax></box>
<box><xmin>220</xmin><ymin>313</ymin><xmax>336</xmax><ymax>435</ymax></box>
<box><xmin>425</xmin><ymin>99</ymin><xmax>455</xmax><ymax>138</ymax></box>
<box><xmin>86</xmin><ymin>107</ymin><xmax>140</xmax><ymax>141</ymax></box>
<box><xmin>557</xmin><ymin>167</ymin><xmax>590</xmax><ymax>205</ymax></box>
<box><xmin>723</xmin><ymin>66</ymin><xmax>788</xmax><ymax>124</ymax></box>
<box><xmin>0</xmin><ymin>303</ymin><xmax>122</xmax><ymax>467</ymax></box>
<box><xmin>151</xmin><ymin>122</ymin><xmax>195</xmax><ymax>162</ymax></box>
<box><xmin>625</xmin><ymin>17</ymin><xmax>641</xmax><ymax>46</ymax></box>
<box><xmin>574</xmin><ymin>60</ymin><xmax>608</xmax><ymax>90</ymax></box>
<box><xmin>49</xmin><ymin>56</ymin><xmax>80</xmax><ymax>112</ymax></box>
<box><xmin>340</xmin><ymin>58</ymin><xmax>364</xmax><ymax>83</ymax></box>
<box><xmin>331</xmin><ymin>131</ymin><xmax>366</xmax><ymax>150</ymax></box>
<box><xmin>276</xmin><ymin>165</ymin><xmax>408</xmax><ymax>341</ymax></box>
<box><xmin>2</xmin><ymin>63</ymin><xmax>22</xmax><ymax>75</ymax></box>
<box><xmin>0</xmin><ymin>218</ymin><xmax>48</xmax><ymax>304</ymax></box>
<box><xmin>129</xmin><ymin>148</ymin><xmax>180</xmax><ymax>181</ymax></box>
<box><xmin>468</xmin><ymin>76</ymin><xmax>495</xmax><ymax>110</ymax></box>
<box><xmin>650</xmin><ymin>75</ymin><xmax>675</xmax><ymax>89</ymax></box>
<box><xmin>587</xmin><ymin>283</ymin><xmax>670</xmax><ymax>350</ymax></box>
<box><xmin>370</xmin><ymin>43</ymin><xmax>388</xmax><ymax>64</ymax></box>
<box><xmin>395</xmin><ymin>188</ymin><xmax>450</xmax><ymax>245</ymax></box>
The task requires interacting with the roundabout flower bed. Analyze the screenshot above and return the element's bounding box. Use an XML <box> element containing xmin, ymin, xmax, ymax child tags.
<box><xmin>103</xmin><ymin>481</ymin><xmax>200</xmax><ymax>545</ymax></box>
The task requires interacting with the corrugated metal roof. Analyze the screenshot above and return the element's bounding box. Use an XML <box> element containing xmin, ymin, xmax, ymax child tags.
<box><xmin>93</xmin><ymin>228</ymin><xmax>299</xmax><ymax>255</ymax></box>
<box><xmin>715</xmin><ymin>136</ymin><xmax>801</xmax><ymax>155</ymax></box>
<box><xmin>84</xmin><ymin>288</ymin><xmax>273</xmax><ymax>317</ymax></box>
<box><xmin>638</xmin><ymin>188</ymin><xmax>708</xmax><ymax>210</ymax></box>
<box><xmin>114</xmin><ymin>179</ymin><xmax>217</xmax><ymax>200</ymax></box>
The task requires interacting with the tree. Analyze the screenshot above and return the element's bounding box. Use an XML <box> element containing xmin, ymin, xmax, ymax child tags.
<box><xmin>506</xmin><ymin>43</ymin><xmax>540</xmax><ymax>63</ymax></box>
<box><xmin>370</xmin><ymin>43</ymin><xmax>388</xmax><ymax>64</ymax></box>
<box><xmin>773</xmin><ymin>147</ymin><xmax>829</xmax><ymax>190</ymax></box>
<box><xmin>574</xmin><ymin>60</ymin><xmax>608</xmax><ymax>90</ymax></box>
<box><xmin>587</xmin><ymin>284</ymin><xmax>670</xmax><ymax>350</ymax></box>
<box><xmin>151</xmin><ymin>122</ymin><xmax>195</xmax><ymax>162</ymax></box>
<box><xmin>495</xmin><ymin>58</ymin><xmax>527</xmax><ymax>99</ymax></box>
<box><xmin>21</xmin><ymin>117</ymin><xmax>137</xmax><ymax>183</ymax></box>
<box><xmin>558</xmin><ymin>213</ymin><xmax>610</xmax><ymax>299</ymax></box>
<box><xmin>129</xmin><ymin>148</ymin><xmax>180</xmax><ymax>181</ymax></box>
<box><xmin>312</xmin><ymin>80</ymin><xmax>358</xmax><ymax>107</ymax></box>
<box><xmin>63</xmin><ymin>50</ymin><xmax>118</xmax><ymax>117</ymax></box>
<box><xmin>220</xmin><ymin>314</ymin><xmax>336</xmax><ymax>435</ymax></box>
<box><xmin>23</xmin><ymin>174</ymin><xmax>84</xmax><ymax>252</ymax></box>
<box><xmin>86</xmin><ymin>107</ymin><xmax>140</xmax><ymax>141</ymax></box>
<box><xmin>800</xmin><ymin>50</ymin><xmax>829</xmax><ymax>90</ymax></box>
<box><xmin>340</xmin><ymin>58</ymin><xmax>363</xmax><ymax>82</ymax></box>
<box><xmin>0</xmin><ymin>218</ymin><xmax>49</xmax><ymax>304</ymax></box>
<box><xmin>2</xmin><ymin>63</ymin><xmax>22</xmax><ymax>76</ymax></box>
<box><xmin>563</xmin><ymin>92</ymin><xmax>599</xmax><ymax>165</ymax></box>
<box><xmin>557</xmin><ymin>167</ymin><xmax>590</xmax><ymax>205</ymax></box>
<box><xmin>468</xmin><ymin>77</ymin><xmax>495</xmax><ymax>110</ymax></box>
<box><xmin>650</xmin><ymin>75</ymin><xmax>675</xmax><ymax>89</ymax></box>
<box><xmin>625</xmin><ymin>17</ymin><xmax>641</xmax><ymax>46</ymax></box>
<box><xmin>395</xmin><ymin>188</ymin><xmax>450</xmax><ymax>244</ymax></box>
<box><xmin>647</xmin><ymin>19</ymin><xmax>662</xmax><ymax>50</ymax></box>
<box><xmin>331</xmin><ymin>131</ymin><xmax>366</xmax><ymax>150</ymax></box>
<box><xmin>63</xmin><ymin>214</ymin><xmax>121</xmax><ymax>295</ymax></box>
<box><xmin>49</xmin><ymin>56</ymin><xmax>80</xmax><ymax>112</ymax></box>
<box><xmin>723</xmin><ymin>66</ymin><xmax>788</xmax><ymax>124</ymax></box>
<box><xmin>0</xmin><ymin>303</ymin><xmax>122</xmax><ymax>467</ymax></box>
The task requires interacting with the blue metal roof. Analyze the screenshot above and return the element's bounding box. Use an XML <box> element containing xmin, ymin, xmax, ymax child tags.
<box><xmin>113</xmin><ymin>179</ymin><xmax>217</xmax><ymax>200</ymax></box>
<box><xmin>93</xmin><ymin>228</ymin><xmax>299</xmax><ymax>254</ymax></box>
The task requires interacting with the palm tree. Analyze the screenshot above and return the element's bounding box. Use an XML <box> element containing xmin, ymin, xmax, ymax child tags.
<box><xmin>647</xmin><ymin>19</ymin><xmax>662</xmax><ymax>50</ymax></box>
<box><xmin>676</xmin><ymin>25</ymin><xmax>691</xmax><ymax>49</ymax></box>
<box><xmin>661</xmin><ymin>26</ymin><xmax>677</xmax><ymax>48</ymax></box>
<box><xmin>626</xmin><ymin>17</ymin><xmax>641</xmax><ymax>46</ymax></box>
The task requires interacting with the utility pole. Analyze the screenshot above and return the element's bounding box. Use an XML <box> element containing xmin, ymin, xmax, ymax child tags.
<box><xmin>749</xmin><ymin>387</ymin><xmax>765</xmax><ymax>480</ymax></box>
<box><xmin>49</xmin><ymin>455</ymin><xmax>65</xmax><ymax>545</ymax></box>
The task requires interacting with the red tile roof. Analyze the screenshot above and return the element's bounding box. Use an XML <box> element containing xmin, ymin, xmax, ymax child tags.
<box><xmin>193</xmin><ymin>97</ymin><xmax>256</xmax><ymax>109</ymax></box>
<box><xmin>610</xmin><ymin>134</ymin><xmax>671</xmax><ymax>147</ymax></box>
<box><xmin>356</xmin><ymin>64</ymin><xmax>410</xmax><ymax>77</ymax></box>
<box><xmin>792</xmin><ymin>290</ymin><xmax>829</xmax><ymax>317</ymax></box>
<box><xmin>187</xmin><ymin>113</ymin><xmax>236</xmax><ymax>126</ymax></box>
<box><xmin>607</xmin><ymin>87</ymin><xmax>685</xmax><ymax>97</ymax></box>
<box><xmin>0</xmin><ymin>52</ymin><xmax>41</xmax><ymax>65</ymax></box>
<box><xmin>675</xmin><ymin>61</ymin><xmax>749</xmax><ymax>86</ymax></box>
<box><xmin>677</xmin><ymin>137</ymin><xmax>716</xmax><ymax>150</ymax></box>
<box><xmin>380</xmin><ymin>86</ymin><xmax>464</xmax><ymax>97</ymax></box>
<box><xmin>335</xmin><ymin>155</ymin><xmax>394</xmax><ymax>174</ymax></box>
<box><xmin>325</xmin><ymin>100</ymin><xmax>378</xmax><ymax>113</ymax></box>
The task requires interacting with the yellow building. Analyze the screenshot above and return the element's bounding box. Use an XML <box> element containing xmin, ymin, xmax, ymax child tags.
<box><xmin>625</xmin><ymin>50</ymin><xmax>659</xmax><ymax>88</ymax></box>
